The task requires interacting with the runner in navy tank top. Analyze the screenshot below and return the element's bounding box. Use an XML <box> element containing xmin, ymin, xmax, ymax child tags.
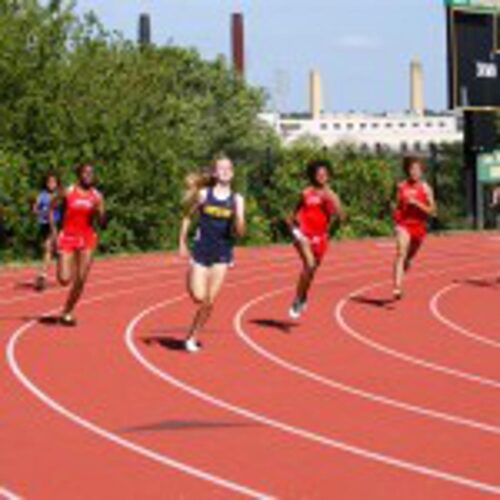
<box><xmin>192</xmin><ymin>187</ymin><xmax>236</xmax><ymax>266</ymax></box>
<box><xmin>179</xmin><ymin>156</ymin><xmax>246</xmax><ymax>353</ymax></box>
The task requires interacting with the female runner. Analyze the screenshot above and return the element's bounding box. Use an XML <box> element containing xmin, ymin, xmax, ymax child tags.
<box><xmin>179</xmin><ymin>155</ymin><xmax>245</xmax><ymax>353</ymax></box>
<box><xmin>53</xmin><ymin>164</ymin><xmax>105</xmax><ymax>325</ymax></box>
<box><xmin>33</xmin><ymin>172</ymin><xmax>62</xmax><ymax>291</ymax></box>
<box><xmin>288</xmin><ymin>159</ymin><xmax>345</xmax><ymax>320</ymax></box>
<box><xmin>393</xmin><ymin>156</ymin><xmax>436</xmax><ymax>300</ymax></box>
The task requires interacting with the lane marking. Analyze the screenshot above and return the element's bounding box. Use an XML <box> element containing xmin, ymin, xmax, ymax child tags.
<box><xmin>335</xmin><ymin>263</ymin><xmax>500</xmax><ymax>389</ymax></box>
<box><xmin>0</xmin><ymin>487</ymin><xmax>22</xmax><ymax>500</ymax></box>
<box><xmin>430</xmin><ymin>275</ymin><xmax>500</xmax><ymax>349</ymax></box>
<box><xmin>234</xmin><ymin>281</ymin><xmax>500</xmax><ymax>435</ymax></box>
<box><xmin>6</xmin><ymin>242</ymin><xmax>500</xmax><ymax>496</ymax></box>
<box><xmin>126</xmin><ymin>298</ymin><xmax>500</xmax><ymax>495</ymax></box>
<box><xmin>6</xmin><ymin>298</ymin><xmax>272</xmax><ymax>499</ymax></box>
<box><xmin>0</xmin><ymin>251</ymin><xmax>298</xmax><ymax>306</ymax></box>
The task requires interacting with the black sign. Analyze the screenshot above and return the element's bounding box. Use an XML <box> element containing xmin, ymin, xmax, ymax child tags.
<box><xmin>448</xmin><ymin>8</ymin><xmax>500</xmax><ymax>109</ymax></box>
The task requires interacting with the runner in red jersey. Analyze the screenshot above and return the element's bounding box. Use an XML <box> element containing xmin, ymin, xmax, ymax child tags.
<box><xmin>288</xmin><ymin>160</ymin><xmax>345</xmax><ymax>320</ymax></box>
<box><xmin>53</xmin><ymin>164</ymin><xmax>105</xmax><ymax>326</ymax></box>
<box><xmin>393</xmin><ymin>156</ymin><xmax>436</xmax><ymax>300</ymax></box>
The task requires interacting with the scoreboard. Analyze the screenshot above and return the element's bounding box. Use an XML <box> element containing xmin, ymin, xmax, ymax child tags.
<box><xmin>447</xmin><ymin>0</ymin><xmax>500</xmax><ymax>109</ymax></box>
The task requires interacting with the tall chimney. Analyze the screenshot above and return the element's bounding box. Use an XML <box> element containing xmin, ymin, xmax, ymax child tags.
<box><xmin>410</xmin><ymin>59</ymin><xmax>424</xmax><ymax>115</ymax></box>
<box><xmin>310</xmin><ymin>70</ymin><xmax>322</xmax><ymax>120</ymax></box>
<box><xmin>231</xmin><ymin>13</ymin><xmax>245</xmax><ymax>77</ymax></box>
<box><xmin>139</xmin><ymin>13</ymin><xmax>151</xmax><ymax>46</ymax></box>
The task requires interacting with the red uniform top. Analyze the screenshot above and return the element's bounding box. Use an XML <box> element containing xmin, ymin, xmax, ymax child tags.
<box><xmin>296</xmin><ymin>188</ymin><xmax>336</xmax><ymax>237</ymax></box>
<box><xmin>394</xmin><ymin>180</ymin><xmax>430</xmax><ymax>237</ymax></box>
<box><xmin>58</xmin><ymin>185</ymin><xmax>102</xmax><ymax>252</ymax></box>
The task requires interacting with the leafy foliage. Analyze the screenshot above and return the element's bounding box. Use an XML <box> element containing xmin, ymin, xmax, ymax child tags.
<box><xmin>0</xmin><ymin>1</ymin><xmax>467</xmax><ymax>261</ymax></box>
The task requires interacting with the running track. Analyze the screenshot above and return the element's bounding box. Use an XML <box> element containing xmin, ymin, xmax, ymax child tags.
<box><xmin>2</xmin><ymin>234</ymin><xmax>500</xmax><ymax>499</ymax></box>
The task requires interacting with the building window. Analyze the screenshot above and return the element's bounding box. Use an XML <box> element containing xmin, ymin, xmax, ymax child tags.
<box><xmin>281</xmin><ymin>123</ymin><xmax>302</xmax><ymax>132</ymax></box>
<box><xmin>333</xmin><ymin>123</ymin><xmax>341</xmax><ymax>130</ymax></box>
<box><xmin>320</xmin><ymin>123</ymin><xmax>328</xmax><ymax>130</ymax></box>
<box><xmin>426</xmin><ymin>122</ymin><xmax>433</xmax><ymax>128</ymax></box>
<box><xmin>360</xmin><ymin>123</ymin><xmax>367</xmax><ymax>129</ymax></box>
<box><xmin>412</xmin><ymin>123</ymin><xmax>420</xmax><ymax>128</ymax></box>
<box><xmin>372</xmin><ymin>123</ymin><xmax>380</xmax><ymax>129</ymax></box>
<box><xmin>385</xmin><ymin>123</ymin><xmax>393</xmax><ymax>128</ymax></box>
<box><xmin>399</xmin><ymin>123</ymin><xmax>407</xmax><ymax>128</ymax></box>
<box><xmin>414</xmin><ymin>141</ymin><xmax>422</xmax><ymax>152</ymax></box>
<box><xmin>347</xmin><ymin>123</ymin><xmax>354</xmax><ymax>130</ymax></box>
<box><xmin>401</xmin><ymin>142</ymin><xmax>408</xmax><ymax>153</ymax></box>
<box><xmin>439</xmin><ymin>122</ymin><xmax>446</xmax><ymax>128</ymax></box>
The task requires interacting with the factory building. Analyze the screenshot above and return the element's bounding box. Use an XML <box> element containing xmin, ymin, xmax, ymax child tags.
<box><xmin>261</xmin><ymin>61</ymin><xmax>463</xmax><ymax>152</ymax></box>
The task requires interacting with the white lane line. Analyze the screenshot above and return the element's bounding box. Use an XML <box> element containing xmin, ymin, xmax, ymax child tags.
<box><xmin>6</xmin><ymin>246</ymin><xmax>500</xmax><ymax>496</ymax></box>
<box><xmin>126</xmin><ymin>299</ymin><xmax>500</xmax><ymax>495</ymax></box>
<box><xmin>234</xmin><ymin>282</ymin><xmax>500</xmax><ymax>435</ymax></box>
<box><xmin>0</xmin><ymin>251</ymin><xmax>298</xmax><ymax>306</ymax></box>
<box><xmin>335</xmin><ymin>262</ymin><xmax>500</xmax><ymax>389</ymax></box>
<box><xmin>4</xmin><ymin>261</ymin><xmax>371</xmax><ymax>500</ymax></box>
<box><xmin>430</xmin><ymin>276</ymin><xmax>500</xmax><ymax>350</ymax></box>
<box><xmin>6</xmin><ymin>302</ymin><xmax>272</xmax><ymax>499</ymax></box>
<box><xmin>0</xmin><ymin>486</ymin><xmax>23</xmax><ymax>500</ymax></box>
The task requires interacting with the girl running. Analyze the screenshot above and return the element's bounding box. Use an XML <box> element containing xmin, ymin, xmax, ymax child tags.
<box><xmin>33</xmin><ymin>173</ymin><xmax>62</xmax><ymax>291</ymax></box>
<box><xmin>288</xmin><ymin>159</ymin><xmax>345</xmax><ymax>320</ymax></box>
<box><xmin>393</xmin><ymin>156</ymin><xmax>437</xmax><ymax>300</ymax></box>
<box><xmin>53</xmin><ymin>164</ymin><xmax>105</xmax><ymax>326</ymax></box>
<box><xmin>179</xmin><ymin>155</ymin><xmax>245</xmax><ymax>353</ymax></box>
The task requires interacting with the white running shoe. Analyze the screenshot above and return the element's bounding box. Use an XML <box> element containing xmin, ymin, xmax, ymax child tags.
<box><xmin>289</xmin><ymin>299</ymin><xmax>307</xmax><ymax>320</ymax></box>
<box><xmin>185</xmin><ymin>338</ymin><xmax>202</xmax><ymax>353</ymax></box>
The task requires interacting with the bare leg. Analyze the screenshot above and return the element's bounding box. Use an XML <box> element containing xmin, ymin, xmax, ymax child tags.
<box><xmin>393</xmin><ymin>227</ymin><xmax>411</xmax><ymax>299</ymax></box>
<box><xmin>35</xmin><ymin>237</ymin><xmax>53</xmax><ymax>290</ymax></box>
<box><xmin>186</xmin><ymin>264</ymin><xmax>210</xmax><ymax>343</ymax></box>
<box><xmin>41</xmin><ymin>237</ymin><xmax>53</xmax><ymax>275</ymax></box>
<box><xmin>294</xmin><ymin>240</ymin><xmax>318</xmax><ymax>303</ymax></box>
<box><xmin>186</xmin><ymin>264</ymin><xmax>228</xmax><ymax>346</ymax></box>
<box><xmin>62</xmin><ymin>250</ymin><xmax>94</xmax><ymax>320</ymax></box>
<box><xmin>58</xmin><ymin>251</ymin><xmax>76</xmax><ymax>287</ymax></box>
<box><xmin>404</xmin><ymin>237</ymin><xmax>422</xmax><ymax>272</ymax></box>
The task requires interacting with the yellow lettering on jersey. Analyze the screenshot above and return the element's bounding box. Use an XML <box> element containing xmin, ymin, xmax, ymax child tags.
<box><xmin>203</xmin><ymin>205</ymin><xmax>233</xmax><ymax>219</ymax></box>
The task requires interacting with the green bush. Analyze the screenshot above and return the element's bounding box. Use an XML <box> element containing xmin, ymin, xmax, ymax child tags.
<box><xmin>0</xmin><ymin>1</ymin><xmax>468</xmax><ymax>262</ymax></box>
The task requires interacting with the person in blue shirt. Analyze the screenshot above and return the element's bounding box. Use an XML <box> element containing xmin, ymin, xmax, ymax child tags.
<box><xmin>179</xmin><ymin>155</ymin><xmax>246</xmax><ymax>353</ymax></box>
<box><xmin>33</xmin><ymin>172</ymin><xmax>62</xmax><ymax>291</ymax></box>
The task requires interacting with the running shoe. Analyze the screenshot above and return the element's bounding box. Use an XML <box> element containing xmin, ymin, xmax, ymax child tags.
<box><xmin>289</xmin><ymin>299</ymin><xmax>307</xmax><ymax>320</ymax></box>
<box><xmin>34</xmin><ymin>275</ymin><xmax>47</xmax><ymax>292</ymax></box>
<box><xmin>185</xmin><ymin>338</ymin><xmax>202</xmax><ymax>353</ymax></box>
<box><xmin>60</xmin><ymin>314</ymin><xmax>77</xmax><ymax>327</ymax></box>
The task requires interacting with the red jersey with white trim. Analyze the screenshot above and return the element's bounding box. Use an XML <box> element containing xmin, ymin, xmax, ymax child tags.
<box><xmin>296</xmin><ymin>188</ymin><xmax>336</xmax><ymax>237</ymax></box>
<box><xmin>62</xmin><ymin>185</ymin><xmax>101</xmax><ymax>236</ymax></box>
<box><xmin>394</xmin><ymin>180</ymin><xmax>430</xmax><ymax>228</ymax></box>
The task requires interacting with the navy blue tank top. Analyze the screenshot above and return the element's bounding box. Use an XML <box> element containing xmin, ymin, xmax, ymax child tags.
<box><xmin>195</xmin><ymin>188</ymin><xmax>235</xmax><ymax>250</ymax></box>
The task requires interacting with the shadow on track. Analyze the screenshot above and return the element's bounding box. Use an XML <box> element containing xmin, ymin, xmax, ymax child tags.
<box><xmin>142</xmin><ymin>336</ymin><xmax>194</xmax><ymax>351</ymax></box>
<box><xmin>455</xmin><ymin>277</ymin><xmax>500</xmax><ymax>289</ymax></box>
<box><xmin>349</xmin><ymin>295</ymin><xmax>396</xmax><ymax>310</ymax></box>
<box><xmin>120</xmin><ymin>419</ymin><xmax>256</xmax><ymax>434</ymax></box>
<box><xmin>249</xmin><ymin>318</ymin><xmax>299</xmax><ymax>334</ymax></box>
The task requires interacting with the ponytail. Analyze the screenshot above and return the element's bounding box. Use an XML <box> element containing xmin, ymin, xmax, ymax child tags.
<box><xmin>183</xmin><ymin>167</ymin><xmax>214</xmax><ymax>213</ymax></box>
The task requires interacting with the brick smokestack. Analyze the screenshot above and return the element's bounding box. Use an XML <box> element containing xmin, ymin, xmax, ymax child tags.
<box><xmin>231</xmin><ymin>13</ymin><xmax>245</xmax><ymax>77</ymax></box>
<box><xmin>139</xmin><ymin>13</ymin><xmax>151</xmax><ymax>46</ymax></box>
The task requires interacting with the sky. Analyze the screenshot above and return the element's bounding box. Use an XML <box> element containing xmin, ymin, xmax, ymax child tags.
<box><xmin>73</xmin><ymin>0</ymin><xmax>449</xmax><ymax>113</ymax></box>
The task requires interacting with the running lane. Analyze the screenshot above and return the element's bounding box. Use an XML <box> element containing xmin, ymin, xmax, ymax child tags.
<box><xmin>3</xmin><ymin>236</ymin><xmax>499</xmax><ymax>498</ymax></box>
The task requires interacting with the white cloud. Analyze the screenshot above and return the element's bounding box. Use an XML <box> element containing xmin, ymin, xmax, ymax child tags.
<box><xmin>335</xmin><ymin>35</ymin><xmax>381</xmax><ymax>50</ymax></box>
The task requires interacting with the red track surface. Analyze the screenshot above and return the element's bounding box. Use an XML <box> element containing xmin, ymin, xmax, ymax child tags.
<box><xmin>2</xmin><ymin>234</ymin><xmax>500</xmax><ymax>499</ymax></box>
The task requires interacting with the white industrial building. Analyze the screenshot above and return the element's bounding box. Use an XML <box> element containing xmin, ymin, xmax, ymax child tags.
<box><xmin>261</xmin><ymin>61</ymin><xmax>463</xmax><ymax>152</ymax></box>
